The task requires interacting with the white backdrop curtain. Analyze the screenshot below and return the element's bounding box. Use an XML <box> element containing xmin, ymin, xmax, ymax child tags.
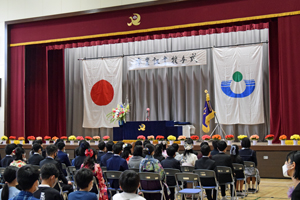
<box><xmin>64</xmin><ymin>28</ymin><xmax>269</xmax><ymax>141</ymax></box>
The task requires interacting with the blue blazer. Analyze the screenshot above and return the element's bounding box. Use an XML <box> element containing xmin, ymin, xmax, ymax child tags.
<box><xmin>107</xmin><ymin>155</ymin><xmax>128</xmax><ymax>189</ymax></box>
<box><xmin>100</xmin><ymin>152</ymin><xmax>114</xmax><ymax>167</ymax></box>
<box><xmin>57</xmin><ymin>150</ymin><xmax>71</xmax><ymax>167</ymax></box>
<box><xmin>96</xmin><ymin>151</ymin><xmax>105</xmax><ymax>165</ymax></box>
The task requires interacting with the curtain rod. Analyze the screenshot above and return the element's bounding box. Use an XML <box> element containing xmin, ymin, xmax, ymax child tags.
<box><xmin>78</xmin><ymin>40</ymin><xmax>268</xmax><ymax>60</ymax></box>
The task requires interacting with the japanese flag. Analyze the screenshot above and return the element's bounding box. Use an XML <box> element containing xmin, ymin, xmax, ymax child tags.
<box><xmin>82</xmin><ymin>58</ymin><xmax>123</xmax><ymax>128</ymax></box>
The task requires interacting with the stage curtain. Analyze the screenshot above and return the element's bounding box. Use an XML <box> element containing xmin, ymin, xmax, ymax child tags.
<box><xmin>8</xmin><ymin>46</ymin><xmax>25</xmax><ymax>137</ymax></box>
<box><xmin>270</xmin><ymin>15</ymin><xmax>300</xmax><ymax>142</ymax></box>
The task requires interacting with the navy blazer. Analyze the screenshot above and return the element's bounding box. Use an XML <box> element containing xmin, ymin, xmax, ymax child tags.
<box><xmin>1</xmin><ymin>155</ymin><xmax>13</xmax><ymax>167</ymax></box>
<box><xmin>100</xmin><ymin>152</ymin><xmax>114</xmax><ymax>167</ymax></box>
<box><xmin>239</xmin><ymin>148</ymin><xmax>257</xmax><ymax>167</ymax></box>
<box><xmin>161</xmin><ymin>157</ymin><xmax>181</xmax><ymax>186</ymax></box>
<box><xmin>210</xmin><ymin>149</ymin><xmax>219</xmax><ymax>156</ymax></box>
<box><xmin>96</xmin><ymin>151</ymin><xmax>105</xmax><ymax>165</ymax></box>
<box><xmin>195</xmin><ymin>157</ymin><xmax>216</xmax><ymax>170</ymax></box>
<box><xmin>28</xmin><ymin>153</ymin><xmax>44</xmax><ymax>166</ymax></box>
<box><xmin>107</xmin><ymin>155</ymin><xmax>128</xmax><ymax>189</ymax></box>
<box><xmin>57</xmin><ymin>150</ymin><xmax>71</xmax><ymax>167</ymax></box>
<box><xmin>73</xmin><ymin>155</ymin><xmax>86</xmax><ymax>170</ymax></box>
<box><xmin>212</xmin><ymin>152</ymin><xmax>233</xmax><ymax>171</ymax></box>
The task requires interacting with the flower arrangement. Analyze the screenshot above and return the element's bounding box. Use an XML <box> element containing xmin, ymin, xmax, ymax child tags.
<box><xmin>36</xmin><ymin>136</ymin><xmax>42</xmax><ymax>141</ymax></box>
<box><xmin>178</xmin><ymin>136</ymin><xmax>186</xmax><ymax>141</ymax></box>
<box><xmin>18</xmin><ymin>137</ymin><xmax>25</xmax><ymax>141</ymax></box>
<box><xmin>107</xmin><ymin>103</ymin><xmax>130</xmax><ymax>123</ymax></box>
<box><xmin>68</xmin><ymin>135</ymin><xmax>76</xmax><ymax>141</ymax></box>
<box><xmin>44</xmin><ymin>136</ymin><xmax>51</xmax><ymax>141</ymax></box>
<box><xmin>265</xmin><ymin>134</ymin><xmax>274</xmax><ymax>141</ymax></box>
<box><xmin>76</xmin><ymin>136</ymin><xmax>84</xmax><ymax>141</ymax></box>
<box><xmin>9</xmin><ymin>136</ymin><xmax>16</xmax><ymax>140</ymax></box>
<box><xmin>291</xmin><ymin>134</ymin><xmax>300</xmax><ymax>141</ymax></box>
<box><xmin>191</xmin><ymin>135</ymin><xmax>199</xmax><ymax>141</ymax></box>
<box><xmin>225</xmin><ymin>135</ymin><xmax>234</xmax><ymax>140</ymax></box>
<box><xmin>93</xmin><ymin>136</ymin><xmax>100</xmax><ymax>141</ymax></box>
<box><xmin>60</xmin><ymin>136</ymin><xmax>68</xmax><ymax>141</ymax></box>
<box><xmin>212</xmin><ymin>134</ymin><xmax>221</xmax><ymax>141</ymax></box>
<box><xmin>156</xmin><ymin>135</ymin><xmax>165</xmax><ymax>141</ymax></box>
<box><xmin>137</xmin><ymin>135</ymin><xmax>146</xmax><ymax>141</ymax></box>
<box><xmin>103</xmin><ymin>136</ymin><xmax>110</xmax><ymax>141</ymax></box>
<box><xmin>1</xmin><ymin>136</ymin><xmax>7</xmax><ymax>141</ymax></box>
<box><xmin>27</xmin><ymin>136</ymin><xmax>35</xmax><ymax>141</ymax></box>
<box><xmin>167</xmin><ymin>135</ymin><xmax>176</xmax><ymax>141</ymax></box>
<box><xmin>250</xmin><ymin>135</ymin><xmax>259</xmax><ymax>141</ymax></box>
<box><xmin>85</xmin><ymin>136</ymin><xmax>92</xmax><ymax>141</ymax></box>
<box><xmin>202</xmin><ymin>135</ymin><xmax>211</xmax><ymax>141</ymax></box>
<box><xmin>238</xmin><ymin>135</ymin><xmax>248</xmax><ymax>141</ymax></box>
<box><xmin>279</xmin><ymin>135</ymin><xmax>287</xmax><ymax>140</ymax></box>
<box><xmin>147</xmin><ymin>135</ymin><xmax>154</xmax><ymax>141</ymax></box>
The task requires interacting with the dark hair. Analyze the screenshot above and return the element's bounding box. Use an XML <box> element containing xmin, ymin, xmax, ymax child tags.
<box><xmin>17</xmin><ymin>165</ymin><xmax>40</xmax><ymax>191</ymax></box>
<box><xmin>83</xmin><ymin>148</ymin><xmax>96</xmax><ymax>170</ymax></box>
<box><xmin>113</xmin><ymin>144</ymin><xmax>123</xmax><ymax>154</ymax></box>
<box><xmin>200</xmin><ymin>144</ymin><xmax>211</xmax><ymax>156</ymax></box>
<box><xmin>14</xmin><ymin>147</ymin><xmax>25</xmax><ymax>161</ymax></box>
<box><xmin>133</xmin><ymin>145</ymin><xmax>143</xmax><ymax>157</ymax></box>
<box><xmin>230</xmin><ymin>144</ymin><xmax>240</xmax><ymax>163</ymax></box>
<box><xmin>74</xmin><ymin>147</ymin><xmax>80</xmax><ymax>157</ymax></box>
<box><xmin>166</xmin><ymin>146</ymin><xmax>176</xmax><ymax>157</ymax></box>
<box><xmin>32</xmin><ymin>144</ymin><xmax>42</xmax><ymax>153</ymax></box>
<box><xmin>119</xmin><ymin>170</ymin><xmax>140</xmax><ymax>193</ymax></box>
<box><xmin>1</xmin><ymin>166</ymin><xmax>18</xmax><ymax>200</ymax></box>
<box><xmin>121</xmin><ymin>143</ymin><xmax>132</xmax><ymax>160</ymax></box>
<box><xmin>98</xmin><ymin>141</ymin><xmax>105</xmax><ymax>150</ymax></box>
<box><xmin>57</xmin><ymin>142</ymin><xmax>65</xmax><ymax>150</ymax></box>
<box><xmin>75</xmin><ymin>168</ymin><xmax>94</xmax><ymax>189</ymax></box>
<box><xmin>54</xmin><ymin>139</ymin><xmax>64</xmax><ymax>147</ymax></box>
<box><xmin>41</xmin><ymin>163</ymin><xmax>59</xmax><ymax>179</ymax></box>
<box><xmin>33</xmin><ymin>140</ymin><xmax>43</xmax><ymax>145</ymax></box>
<box><xmin>200</xmin><ymin>141</ymin><xmax>209</xmax><ymax>147</ymax></box>
<box><xmin>171</xmin><ymin>143</ymin><xmax>179</xmax><ymax>152</ymax></box>
<box><xmin>143</xmin><ymin>144</ymin><xmax>155</xmax><ymax>155</ymax></box>
<box><xmin>286</xmin><ymin>151</ymin><xmax>300</xmax><ymax>179</ymax></box>
<box><xmin>5</xmin><ymin>144</ymin><xmax>15</xmax><ymax>155</ymax></box>
<box><xmin>217</xmin><ymin>141</ymin><xmax>227</xmax><ymax>151</ymax></box>
<box><xmin>162</xmin><ymin>141</ymin><xmax>167</xmax><ymax>151</ymax></box>
<box><xmin>154</xmin><ymin>144</ymin><xmax>163</xmax><ymax>157</ymax></box>
<box><xmin>143</xmin><ymin>140</ymin><xmax>151</xmax><ymax>147</ymax></box>
<box><xmin>241</xmin><ymin>138</ymin><xmax>251</xmax><ymax>148</ymax></box>
<box><xmin>106</xmin><ymin>141</ymin><xmax>114</xmax><ymax>151</ymax></box>
<box><xmin>78</xmin><ymin>141</ymin><xmax>90</xmax><ymax>156</ymax></box>
<box><xmin>135</xmin><ymin>141</ymin><xmax>142</xmax><ymax>146</ymax></box>
<box><xmin>184</xmin><ymin>138</ymin><xmax>194</xmax><ymax>156</ymax></box>
<box><xmin>17</xmin><ymin>144</ymin><xmax>23</xmax><ymax>148</ymax></box>
<box><xmin>212</xmin><ymin>140</ymin><xmax>219</xmax><ymax>150</ymax></box>
<box><xmin>46</xmin><ymin>145</ymin><xmax>58</xmax><ymax>156</ymax></box>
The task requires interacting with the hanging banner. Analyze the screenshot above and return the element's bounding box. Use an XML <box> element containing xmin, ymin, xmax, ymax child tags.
<box><xmin>127</xmin><ymin>50</ymin><xmax>207</xmax><ymax>70</ymax></box>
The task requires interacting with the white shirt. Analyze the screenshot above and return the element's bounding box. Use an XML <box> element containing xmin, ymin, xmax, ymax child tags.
<box><xmin>181</xmin><ymin>153</ymin><xmax>197</xmax><ymax>166</ymax></box>
<box><xmin>113</xmin><ymin>192</ymin><xmax>146</xmax><ymax>200</ymax></box>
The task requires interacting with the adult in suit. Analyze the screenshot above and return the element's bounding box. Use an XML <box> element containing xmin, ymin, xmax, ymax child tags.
<box><xmin>40</xmin><ymin>145</ymin><xmax>73</xmax><ymax>193</ymax></box>
<box><xmin>57</xmin><ymin>142</ymin><xmax>71</xmax><ymax>175</ymax></box>
<box><xmin>1</xmin><ymin>144</ymin><xmax>16</xmax><ymax>167</ymax></box>
<box><xmin>195</xmin><ymin>144</ymin><xmax>216</xmax><ymax>200</ymax></box>
<box><xmin>100</xmin><ymin>141</ymin><xmax>114</xmax><ymax>167</ymax></box>
<box><xmin>284</xmin><ymin>151</ymin><xmax>300</xmax><ymax>200</ymax></box>
<box><xmin>96</xmin><ymin>141</ymin><xmax>106</xmax><ymax>165</ymax></box>
<box><xmin>212</xmin><ymin>141</ymin><xmax>233</xmax><ymax>199</ymax></box>
<box><xmin>161</xmin><ymin>146</ymin><xmax>181</xmax><ymax>200</ymax></box>
<box><xmin>28</xmin><ymin>144</ymin><xmax>44</xmax><ymax>166</ymax></box>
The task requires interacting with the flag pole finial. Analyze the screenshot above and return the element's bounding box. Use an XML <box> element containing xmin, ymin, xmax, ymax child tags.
<box><xmin>204</xmin><ymin>89</ymin><xmax>210</xmax><ymax>101</ymax></box>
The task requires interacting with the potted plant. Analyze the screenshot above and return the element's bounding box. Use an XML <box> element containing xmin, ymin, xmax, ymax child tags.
<box><xmin>27</xmin><ymin>136</ymin><xmax>35</xmax><ymax>144</ymax></box>
<box><xmin>76</xmin><ymin>136</ymin><xmax>84</xmax><ymax>145</ymax></box>
<box><xmin>36</xmin><ymin>136</ymin><xmax>43</xmax><ymax>141</ymax></box>
<box><xmin>202</xmin><ymin>135</ymin><xmax>211</xmax><ymax>141</ymax></box>
<box><xmin>137</xmin><ymin>135</ymin><xmax>146</xmax><ymax>141</ymax></box>
<box><xmin>279</xmin><ymin>135</ymin><xmax>287</xmax><ymax>145</ymax></box>
<box><xmin>44</xmin><ymin>136</ymin><xmax>51</xmax><ymax>144</ymax></box>
<box><xmin>250</xmin><ymin>135</ymin><xmax>259</xmax><ymax>145</ymax></box>
<box><xmin>61</xmin><ymin>136</ymin><xmax>68</xmax><ymax>144</ymax></box>
<box><xmin>68</xmin><ymin>135</ymin><xmax>76</xmax><ymax>145</ymax></box>
<box><xmin>237</xmin><ymin>135</ymin><xmax>248</xmax><ymax>142</ymax></box>
<box><xmin>167</xmin><ymin>135</ymin><xmax>176</xmax><ymax>145</ymax></box>
<box><xmin>18</xmin><ymin>137</ymin><xmax>25</xmax><ymax>144</ymax></box>
<box><xmin>225</xmin><ymin>135</ymin><xmax>234</xmax><ymax>145</ymax></box>
<box><xmin>191</xmin><ymin>135</ymin><xmax>199</xmax><ymax>145</ymax></box>
<box><xmin>147</xmin><ymin>135</ymin><xmax>155</xmax><ymax>144</ymax></box>
<box><xmin>103</xmin><ymin>136</ymin><xmax>110</xmax><ymax>143</ymax></box>
<box><xmin>1</xmin><ymin>136</ymin><xmax>8</xmax><ymax>144</ymax></box>
<box><xmin>212</xmin><ymin>134</ymin><xmax>221</xmax><ymax>141</ymax></box>
<box><xmin>85</xmin><ymin>136</ymin><xmax>92</xmax><ymax>144</ymax></box>
<box><xmin>156</xmin><ymin>135</ymin><xmax>165</xmax><ymax>144</ymax></box>
<box><xmin>9</xmin><ymin>136</ymin><xmax>16</xmax><ymax>144</ymax></box>
<box><xmin>52</xmin><ymin>136</ymin><xmax>59</xmax><ymax>143</ymax></box>
<box><xmin>290</xmin><ymin>134</ymin><xmax>300</xmax><ymax>145</ymax></box>
<box><xmin>265</xmin><ymin>134</ymin><xmax>274</xmax><ymax>145</ymax></box>
<box><xmin>178</xmin><ymin>136</ymin><xmax>186</xmax><ymax>145</ymax></box>
<box><xmin>93</xmin><ymin>136</ymin><xmax>100</xmax><ymax>145</ymax></box>
<box><xmin>107</xmin><ymin>103</ymin><xmax>130</xmax><ymax>126</ymax></box>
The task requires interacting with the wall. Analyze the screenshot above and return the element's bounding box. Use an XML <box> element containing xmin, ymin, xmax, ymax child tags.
<box><xmin>0</xmin><ymin>0</ymin><xmax>156</xmax><ymax>137</ymax></box>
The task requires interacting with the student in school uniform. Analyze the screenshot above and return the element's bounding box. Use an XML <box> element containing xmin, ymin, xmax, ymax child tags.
<box><xmin>100</xmin><ymin>141</ymin><xmax>114</xmax><ymax>167</ymax></box>
<box><xmin>28</xmin><ymin>144</ymin><xmax>44</xmax><ymax>166</ymax></box>
<box><xmin>1</xmin><ymin>144</ymin><xmax>16</xmax><ymax>167</ymax></box>
<box><xmin>73</xmin><ymin>141</ymin><xmax>90</xmax><ymax>170</ymax></box>
<box><xmin>96</xmin><ymin>142</ymin><xmax>106</xmax><ymax>165</ymax></box>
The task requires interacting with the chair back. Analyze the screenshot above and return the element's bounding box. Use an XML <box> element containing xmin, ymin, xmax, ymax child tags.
<box><xmin>244</xmin><ymin>161</ymin><xmax>255</xmax><ymax>168</ymax></box>
<box><xmin>193</xmin><ymin>169</ymin><xmax>218</xmax><ymax>187</ymax></box>
<box><xmin>216</xmin><ymin>166</ymin><xmax>234</xmax><ymax>184</ymax></box>
<box><xmin>93</xmin><ymin>176</ymin><xmax>100</xmax><ymax>199</ymax></box>
<box><xmin>139</xmin><ymin>172</ymin><xmax>161</xmax><ymax>181</ymax></box>
<box><xmin>31</xmin><ymin>165</ymin><xmax>41</xmax><ymax>172</ymax></box>
<box><xmin>175</xmin><ymin>172</ymin><xmax>200</xmax><ymax>188</ymax></box>
<box><xmin>0</xmin><ymin>167</ymin><xmax>6</xmax><ymax>186</ymax></box>
<box><xmin>67</xmin><ymin>166</ymin><xmax>77</xmax><ymax>181</ymax></box>
<box><xmin>61</xmin><ymin>163</ymin><xmax>67</xmax><ymax>170</ymax></box>
<box><xmin>180</xmin><ymin>165</ymin><xmax>194</xmax><ymax>172</ymax></box>
<box><xmin>129</xmin><ymin>168</ymin><xmax>139</xmax><ymax>173</ymax></box>
<box><xmin>164</xmin><ymin>168</ymin><xmax>180</xmax><ymax>188</ymax></box>
<box><xmin>101</xmin><ymin>166</ymin><xmax>107</xmax><ymax>172</ymax></box>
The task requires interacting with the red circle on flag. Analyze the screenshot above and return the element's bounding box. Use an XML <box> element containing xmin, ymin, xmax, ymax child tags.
<box><xmin>90</xmin><ymin>80</ymin><xmax>114</xmax><ymax>106</ymax></box>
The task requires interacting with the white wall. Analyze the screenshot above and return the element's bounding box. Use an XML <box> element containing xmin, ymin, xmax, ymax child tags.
<box><xmin>0</xmin><ymin>0</ymin><xmax>156</xmax><ymax>137</ymax></box>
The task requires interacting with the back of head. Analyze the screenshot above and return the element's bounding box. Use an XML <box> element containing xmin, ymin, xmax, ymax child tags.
<box><xmin>154</xmin><ymin>144</ymin><xmax>163</xmax><ymax>157</ymax></box>
<box><xmin>5</xmin><ymin>144</ymin><xmax>15</xmax><ymax>155</ymax></box>
<box><xmin>83</xmin><ymin>148</ymin><xmax>96</xmax><ymax>170</ymax></box>
<box><xmin>133</xmin><ymin>145</ymin><xmax>143</xmax><ymax>157</ymax></box>
<box><xmin>57</xmin><ymin>142</ymin><xmax>65</xmax><ymax>151</ymax></box>
<box><xmin>33</xmin><ymin>140</ymin><xmax>43</xmax><ymax>145</ymax></box>
<box><xmin>1</xmin><ymin>166</ymin><xmax>18</xmax><ymax>200</ymax></box>
<box><xmin>230</xmin><ymin>144</ymin><xmax>239</xmax><ymax>156</ymax></box>
<box><xmin>200</xmin><ymin>141</ymin><xmax>209</xmax><ymax>147</ymax></box>
<box><xmin>241</xmin><ymin>138</ymin><xmax>251</xmax><ymax>148</ymax></box>
<box><xmin>106</xmin><ymin>141</ymin><xmax>114</xmax><ymax>151</ymax></box>
<box><xmin>98</xmin><ymin>141</ymin><xmax>105</xmax><ymax>150</ymax></box>
<box><xmin>121</xmin><ymin>143</ymin><xmax>132</xmax><ymax>159</ymax></box>
<box><xmin>162</xmin><ymin>140</ymin><xmax>167</xmax><ymax>150</ymax></box>
<box><xmin>113</xmin><ymin>144</ymin><xmax>123</xmax><ymax>154</ymax></box>
<box><xmin>79</xmin><ymin>141</ymin><xmax>90</xmax><ymax>156</ymax></box>
<box><xmin>217</xmin><ymin>141</ymin><xmax>227</xmax><ymax>151</ymax></box>
<box><xmin>200</xmin><ymin>144</ymin><xmax>211</xmax><ymax>156</ymax></box>
<box><xmin>54</xmin><ymin>139</ymin><xmax>64</xmax><ymax>146</ymax></box>
<box><xmin>14</xmin><ymin>147</ymin><xmax>25</xmax><ymax>161</ymax></box>
<box><xmin>183</xmin><ymin>138</ymin><xmax>194</xmax><ymax>156</ymax></box>
<box><xmin>75</xmin><ymin>168</ymin><xmax>93</xmax><ymax>189</ymax></box>
<box><xmin>119</xmin><ymin>170</ymin><xmax>140</xmax><ymax>193</ymax></box>
<box><xmin>171</xmin><ymin>143</ymin><xmax>179</xmax><ymax>152</ymax></box>
<box><xmin>41</xmin><ymin>163</ymin><xmax>59</xmax><ymax>180</ymax></box>
<box><xmin>143</xmin><ymin>140</ymin><xmax>150</xmax><ymax>147</ymax></box>
<box><xmin>17</xmin><ymin>165</ymin><xmax>40</xmax><ymax>191</ymax></box>
<box><xmin>143</xmin><ymin>144</ymin><xmax>155</xmax><ymax>156</ymax></box>
<box><xmin>32</xmin><ymin>144</ymin><xmax>42</xmax><ymax>153</ymax></box>
<box><xmin>166</xmin><ymin>146</ymin><xmax>176</xmax><ymax>157</ymax></box>
<box><xmin>46</xmin><ymin>145</ymin><xmax>58</xmax><ymax>156</ymax></box>
<box><xmin>212</xmin><ymin>140</ymin><xmax>219</xmax><ymax>150</ymax></box>
<box><xmin>135</xmin><ymin>141</ymin><xmax>142</xmax><ymax>146</ymax></box>
<box><xmin>74</xmin><ymin>147</ymin><xmax>80</xmax><ymax>157</ymax></box>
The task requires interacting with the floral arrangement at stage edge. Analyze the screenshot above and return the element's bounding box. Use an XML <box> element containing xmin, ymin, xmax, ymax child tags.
<box><xmin>191</xmin><ymin>135</ymin><xmax>199</xmax><ymax>141</ymax></box>
<box><xmin>147</xmin><ymin>135</ymin><xmax>154</xmax><ymax>141</ymax></box>
<box><xmin>167</xmin><ymin>135</ymin><xmax>176</xmax><ymax>141</ymax></box>
<box><xmin>291</xmin><ymin>134</ymin><xmax>300</xmax><ymax>140</ymax></box>
<box><xmin>60</xmin><ymin>136</ymin><xmax>68</xmax><ymax>141</ymax></box>
<box><xmin>76</xmin><ymin>136</ymin><xmax>84</xmax><ymax>141</ymax></box>
<box><xmin>85</xmin><ymin>136</ymin><xmax>92</xmax><ymax>141</ymax></box>
<box><xmin>202</xmin><ymin>135</ymin><xmax>211</xmax><ymax>141</ymax></box>
<box><xmin>212</xmin><ymin>134</ymin><xmax>222</xmax><ymax>141</ymax></box>
<box><xmin>178</xmin><ymin>136</ymin><xmax>186</xmax><ymax>141</ymax></box>
<box><xmin>68</xmin><ymin>135</ymin><xmax>76</xmax><ymax>141</ymax></box>
<box><xmin>1</xmin><ymin>136</ymin><xmax>7</xmax><ymax>141</ymax></box>
<box><xmin>44</xmin><ymin>136</ymin><xmax>51</xmax><ymax>141</ymax></box>
<box><xmin>137</xmin><ymin>135</ymin><xmax>146</xmax><ymax>141</ymax></box>
<box><xmin>52</xmin><ymin>136</ymin><xmax>59</xmax><ymax>142</ymax></box>
<box><xmin>9</xmin><ymin>136</ymin><xmax>16</xmax><ymax>140</ymax></box>
<box><xmin>103</xmin><ymin>136</ymin><xmax>110</xmax><ymax>141</ymax></box>
<box><xmin>93</xmin><ymin>136</ymin><xmax>100</xmax><ymax>141</ymax></box>
<box><xmin>238</xmin><ymin>135</ymin><xmax>248</xmax><ymax>141</ymax></box>
<box><xmin>279</xmin><ymin>135</ymin><xmax>287</xmax><ymax>140</ymax></box>
<box><xmin>18</xmin><ymin>137</ymin><xmax>25</xmax><ymax>141</ymax></box>
<box><xmin>225</xmin><ymin>135</ymin><xmax>234</xmax><ymax>140</ymax></box>
<box><xmin>36</xmin><ymin>136</ymin><xmax>42</xmax><ymax>141</ymax></box>
<box><xmin>27</xmin><ymin>136</ymin><xmax>35</xmax><ymax>141</ymax></box>
<box><xmin>156</xmin><ymin>135</ymin><xmax>165</xmax><ymax>141</ymax></box>
<box><xmin>107</xmin><ymin>103</ymin><xmax>130</xmax><ymax>124</ymax></box>
<box><xmin>265</xmin><ymin>134</ymin><xmax>274</xmax><ymax>141</ymax></box>
<box><xmin>250</xmin><ymin>135</ymin><xmax>259</xmax><ymax>141</ymax></box>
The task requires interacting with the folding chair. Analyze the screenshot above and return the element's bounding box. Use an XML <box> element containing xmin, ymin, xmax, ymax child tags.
<box><xmin>139</xmin><ymin>172</ymin><xmax>166</xmax><ymax>200</ymax></box>
<box><xmin>129</xmin><ymin>168</ymin><xmax>140</xmax><ymax>173</ymax></box>
<box><xmin>101</xmin><ymin>166</ymin><xmax>107</xmax><ymax>172</ymax></box>
<box><xmin>181</xmin><ymin>166</ymin><xmax>194</xmax><ymax>173</ymax></box>
<box><xmin>66</xmin><ymin>166</ymin><xmax>77</xmax><ymax>189</ymax></box>
<box><xmin>233</xmin><ymin>163</ymin><xmax>247</xmax><ymax>197</ymax></box>
<box><xmin>93</xmin><ymin>176</ymin><xmax>100</xmax><ymax>200</ymax></box>
<box><xmin>103</xmin><ymin>171</ymin><xmax>122</xmax><ymax>197</ymax></box>
<box><xmin>164</xmin><ymin>168</ymin><xmax>180</xmax><ymax>198</ymax></box>
<box><xmin>244</xmin><ymin>161</ymin><xmax>259</xmax><ymax>193</ymax></box>
<box><xmin>0</xmin><ymin>167</ymin><xmax>6</xmax><ymax>186</ymax></box>
<box><xmin>216</xmin><ymin>166</ymin><xmax>237</xmax><ymax>199</ymax></box>
<box><xmin>194</xmin><ymin>169</ymin><xmax>219</xmax><ymax>200</ymax></box>
<box><xmin>175</xmin><ymin>172</ymin><xmax>202</xmax><ymax>200</ymax></box>
<box><xmin>57</xmin><ymin>181</ymin><xmax>68</xmax><ymax>200</ymax></box>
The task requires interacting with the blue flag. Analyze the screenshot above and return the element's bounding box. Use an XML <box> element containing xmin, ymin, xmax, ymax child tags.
<box><xmin>202</xmin><ymin>91</ymin><xmax>215</xmax><ymax>133</ymax></box>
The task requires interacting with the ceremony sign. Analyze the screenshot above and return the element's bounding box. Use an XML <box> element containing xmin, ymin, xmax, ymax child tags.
<box><xmin>127</xmin><ymin>50</ymin><xmax>207</xmax><ymax>70</ymax></box>
<box><xmin>213</xmin><ymin>44</ymin><xmax>264</xmax><ymax>124</ymax></box>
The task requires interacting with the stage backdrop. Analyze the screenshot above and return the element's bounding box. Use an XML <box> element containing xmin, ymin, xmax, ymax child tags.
<box><xmin>64</xmin><ymin>27</ymin><xmax>269</xmax><ymax>141</ymax></box>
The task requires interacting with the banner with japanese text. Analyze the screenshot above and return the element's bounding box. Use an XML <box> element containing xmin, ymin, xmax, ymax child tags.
<box><xmin>127</xmin><ymin>50</ymin><xmax>207</xmax><ymax>70</ymax></box>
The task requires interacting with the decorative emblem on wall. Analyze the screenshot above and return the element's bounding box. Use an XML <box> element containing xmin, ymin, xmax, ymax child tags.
<box><xmin>138</xmin><ymin>124</ymin><xmax>146</xmax><ymax>131</ymax></box>
<box><xmin>127</xmin><ymin>13</ymin><xmax>141</xmax><ymax>26</ymax></box>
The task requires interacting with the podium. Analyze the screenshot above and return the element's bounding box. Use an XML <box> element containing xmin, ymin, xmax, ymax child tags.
<box><xmin>113</xmin><ymin>121</ymin><xmax>182</xmax><ymax>141</ymax></box>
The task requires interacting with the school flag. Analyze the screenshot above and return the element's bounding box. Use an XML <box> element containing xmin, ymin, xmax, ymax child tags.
<box><xmin>202</xmin><ymin>90</ymin><xmax>215</xmax><ymax>133</ymax></box>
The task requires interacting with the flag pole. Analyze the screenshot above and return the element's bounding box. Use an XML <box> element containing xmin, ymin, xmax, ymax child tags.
<box><xmin>210</xmin><ymin>113</ymin><xmax>227</xmax><ymax>138</ymax></box>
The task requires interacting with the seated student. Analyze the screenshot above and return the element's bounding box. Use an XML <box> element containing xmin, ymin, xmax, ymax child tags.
<box><xmin>161</xmin><ymin>146</ymin><xmax>181</xmax><ymax>200</ymax></box>
<box><xmin>72</xmin><ymin>147</ymin><xmax>79</xmax><ymax>166</ymax></box>
<box><xmin>284</xmin><ymin>151</ymin><xmax>300</xmax><ymax>200</ymax></box>
<box><xmin>33</xmin><ymin>163</ymin><xmax>63</xmax><ymax>200</ymax></box>
<box><xmin>28</xmin><ymin>144</ymin><xmax>44</xmax><ymax>166</ymax></box>
<box><xmin>10</xmin><ymin>165</ymin><xmax>40</xmax><ymax>200</ymax></box>
<box><xmin>195</xmin><ymin>144</ymin><xmax>216</xmax><ymax>200</ymax></box>
<box><xmin>96</xmin><ymin>141</ymin><xmax>106</xmax><ymax>164</ymax></box>
<box><xmin>10</xmin><ymin>147</ymin><xmax>27</xmax><ymax>168</ymax></box>
<box><xmin>210</xmin><ymin>141</ymin><xmax>219</xmax><ymax>156</ymax></box>
<box><xmin>121</xmin><ymin>143</ymin><xmax>133</xmax><ymax>162</ymax></box>
<box><xmin>154</xmin><ymin>144</ymin><xmax>165</xmax><ymax>162</ymax></box>
<box><xmin>181</xmin><ymin>138</ymin><xmax>197</xmax><ymax>166</ymax></box>
<box><xmin>171</xmin><ymin>143</ymin><xmax>182</xmax><ymax>161</ymax></box>
<box><xmin>112</xmin><ymin>170</ymin><xmax>146</xmax><ymax>200</ymax></box>
<box><xmin>0</xmin><ymin>166</ymin><xmax>20</xmax><ymax>200</ymax></box>
<box><xmin>162</xmin><ymin>141</ymin><xmax>168</xmax><ymax>158</ymax></box>
<box><xmin>57</xmin><ymin>142</ymin><xmax>71</xmax><ymax>167</ymax></box>
<box><xmin>68</xmin><ymin>168</ymin><xmax>98</xmax><ymax>200</ymax></box>
<box><xmin>31</xmin><ymin>140</ymin><xmax>46</xmax><ymax>158</ymax></box>
<box><xmin>197</xmin><ymin>141</ymin><xmax>209</xmax><ymax>159</ymax></box>
<box><xmin>73</xmin><ymin>141</ymin><xmax>90</xmax><ymax>170</ymax></box>
<box><xmin>1</xmin><ymin>144</ymin><xmax>16</xmax><ymax>167</ymax></box>
<box><xmin>143</xmin><ymin>140</ymin><xmax>150</xmax><ymax>148</ymax></box>
<box><xmin>128</xmin><ymin>145</ymin><xmax>144</xmax><ymax>169</ymax></box>
<box><xmin>135</xmin><ymin>140</ymin><xmax>143</xmax><ymax>146</ymax></box>
<box><xmin>100</xmin><ymin>141</ymin><xmax>114</xmax><ymax>167</ymax></box>
<box><xmin>230</xmin><ymin>145</ymin><xmax>244</xmax><ymax>196</ymax></box>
